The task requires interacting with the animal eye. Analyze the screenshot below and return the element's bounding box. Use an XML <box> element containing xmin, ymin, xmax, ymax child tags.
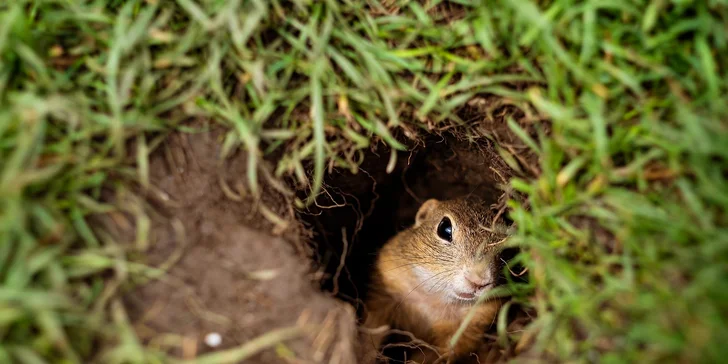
<box><xmin>437</xmin><ymin>217</ymin><xmax>453</xmax><ymax>242</ymax></box>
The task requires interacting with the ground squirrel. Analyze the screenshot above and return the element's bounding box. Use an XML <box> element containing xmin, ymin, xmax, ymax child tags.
<box><xmin>363</xmin><ymin>198</ymin><xmax>509</xmax><ymax>363</ymax></box>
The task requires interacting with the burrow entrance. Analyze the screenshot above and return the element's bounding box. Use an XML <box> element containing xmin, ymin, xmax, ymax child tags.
<box><xmin>298</xmin><ymin>129</ymin><xmax>530</xmax><ymax>362</ymax></box>
<box><xmin>119</xmin><ymin>100</ymin><xmax>536</xmax><ymax>363</ymax></box>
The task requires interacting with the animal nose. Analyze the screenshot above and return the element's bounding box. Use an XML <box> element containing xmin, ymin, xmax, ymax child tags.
<box><xmin>464</xmin><ymin>271</ymin><xmax>489</xmax><ymax>290</ymax></box>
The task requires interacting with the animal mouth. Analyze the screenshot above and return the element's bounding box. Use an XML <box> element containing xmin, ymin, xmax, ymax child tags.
<box><xmin>454</xmin><ymin>291</ymin><xmax>477</xmax><ymax>301</ymax></box>
<box><xmin>453</xmin><ymin>282</ymin><xmax>494</xmax><ymax>301</ymax></box>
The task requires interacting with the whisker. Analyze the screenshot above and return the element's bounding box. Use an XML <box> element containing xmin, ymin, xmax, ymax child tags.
<box><xmin>382</xmin><ymin>262</ymin><xmax>430</xmax><ymax>273</ymax></box>
<box><xmin>393</xmin><ymin>270</ymin><xmax>452</xmax><ymax>314</ymax></box>
<box><xmin>427</xmin><ymin>269</ymin><xmax>456</xmax><ymax>294</ymax></box>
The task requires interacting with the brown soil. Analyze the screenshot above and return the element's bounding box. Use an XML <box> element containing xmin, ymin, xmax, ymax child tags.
<box><xmin>112</xmin><ymin>96</ymin><xmax>539</xmax><ymax>363</ymax></box>
<box><xmin>120</xmin><ymin>129</ymin><xmax>357</xmax><ymax>363</ymax></box>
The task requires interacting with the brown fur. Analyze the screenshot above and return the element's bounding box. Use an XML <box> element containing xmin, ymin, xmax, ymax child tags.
<box><xmin>363</xmin><ymin>198</ymin><xmax>508</xmax><ymax>363</ymax></box>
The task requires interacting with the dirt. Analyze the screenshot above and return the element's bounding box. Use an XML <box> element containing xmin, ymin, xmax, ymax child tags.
<box><xmin>119</xmin><ymin>128</ymin><xmax>357</xmax><ymax>363</ymax></box>
<box><xmin>110</xmin><ymin>96</ymin><xmax>540</xmax><ymax>363</ymax></box>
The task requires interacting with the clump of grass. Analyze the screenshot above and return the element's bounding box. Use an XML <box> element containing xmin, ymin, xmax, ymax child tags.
<box><xmin>499</xmin><ymin>1</ymin><xmax>728</xmax><ymax>362</ymax></box>
<box><xmin>1</xmin><ymin>0</ymin><xmax>727</xmax><ymax>363</ymax></box>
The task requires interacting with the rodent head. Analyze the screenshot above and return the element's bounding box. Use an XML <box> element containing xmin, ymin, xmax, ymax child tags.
<box><xmin>397</xmin><ymin>198</ymin><xmax>509</xmax><ymax>303</ymax></box>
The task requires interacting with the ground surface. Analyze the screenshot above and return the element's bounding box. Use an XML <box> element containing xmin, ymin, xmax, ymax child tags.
<box><xmin>119</xmin><ymin>128</ymin><xmax>358</xmax><ymax>363</ymax></box>
<box><xmin>2</xmin><ymin>1</ymin><xmax>728</xmax><ymax>364</ymax></box>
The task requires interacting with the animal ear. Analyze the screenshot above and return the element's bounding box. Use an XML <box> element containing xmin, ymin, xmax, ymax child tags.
<box><xmin>415</xmin><ymin>199</ymin><xmax>439</xmax><ymax>227</ymax></box>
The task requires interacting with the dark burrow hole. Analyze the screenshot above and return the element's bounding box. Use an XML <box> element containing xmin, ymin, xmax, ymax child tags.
<box><xmin>298</xmin><ymin>131</ymin><xmax>529</xmax><ymax>361</ymax></box>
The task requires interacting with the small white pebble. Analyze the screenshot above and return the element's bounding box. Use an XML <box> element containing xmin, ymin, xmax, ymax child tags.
<box><xmin>204</xmin><ymin>332</ymin><xmax>222</xmax><ymax>347</ymax></box>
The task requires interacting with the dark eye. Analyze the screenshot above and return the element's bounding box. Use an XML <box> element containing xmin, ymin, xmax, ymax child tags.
<box><xmin>437</xmin><ymin>217</ymin><xmax>453</xmax><ymax>242</ymax></box>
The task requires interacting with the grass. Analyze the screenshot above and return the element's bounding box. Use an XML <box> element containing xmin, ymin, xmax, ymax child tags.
<box><xmin>1</xmin><ymin>0</ymin><xmax>727</xmax><ymax>363</ymax></box>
